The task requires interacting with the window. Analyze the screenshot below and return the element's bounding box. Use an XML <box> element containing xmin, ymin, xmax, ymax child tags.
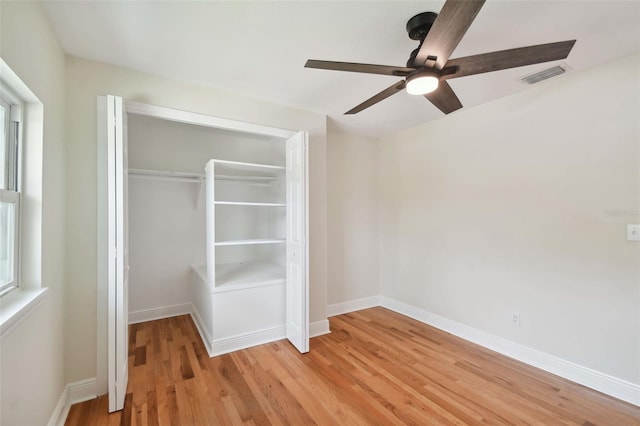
<box><xmin>0</xmin><ymin>93</ymin><xmax>21</xmax><ymax>296</ymax></box>
<box><xmin>0</xmin><ymin>58</ymin><xmax>46</xmax><ymax>337</ymax></box>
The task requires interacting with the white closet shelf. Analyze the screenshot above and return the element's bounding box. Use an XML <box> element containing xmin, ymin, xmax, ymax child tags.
<box><xmin>214</xmin><ymin>174</ymin><xmax>279</xmax><ymax>186</ymax></box>
<box><xmin>213</xmin><ymin>159</ymin><xmax>285</xmax><ymax>173</ymax></box>
<box><xmin>214</xmin><ymin>261</ymin><xmax>285</xmax><ymax>293</ymax></box>
<box><xmin>211</xmin><ymin>160</ymin><xmax>284</xmax><ymax>187</ymax></box>
<box><xmin>214</xmin><ymin>239</ymin><xmax>285</xmax><ymax>246</ymax></box>
<box><xmin>214</xmin><ymin>201</ymin><xmax>286</xmax><ymax>207</ymax></box>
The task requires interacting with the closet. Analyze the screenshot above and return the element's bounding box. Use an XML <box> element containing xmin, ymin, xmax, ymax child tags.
<box><xmin>122</xmin><ymin>102</ymin><xmax>308</xmax><ymax>358</ymax></box>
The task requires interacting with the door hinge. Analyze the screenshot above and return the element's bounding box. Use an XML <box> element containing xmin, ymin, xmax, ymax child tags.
<box><xmin>10</xmin><ymin>105</ymin><xmax>22</xmax><ymax>123</ymax></box>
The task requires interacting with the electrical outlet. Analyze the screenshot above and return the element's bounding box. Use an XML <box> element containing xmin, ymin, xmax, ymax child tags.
<box><xmin>511</xmin><ymin>312</ymin><xmax>521</xmax><ymax>327</ymax></box>
<box><xmin>627</xmin><ymin>224</ymin><xmax>640</xmax><ymax>241</ymax></box>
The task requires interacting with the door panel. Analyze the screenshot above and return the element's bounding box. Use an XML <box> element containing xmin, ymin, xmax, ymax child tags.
<box><xmin>285</xmin><ymin>132</ymin><xmax>308</xmax><ymax>353</ymax></box>
<box><xmin>105</xmin><ymin>95</ymin><xmax>129</xmax><ymax>412</ymax></box>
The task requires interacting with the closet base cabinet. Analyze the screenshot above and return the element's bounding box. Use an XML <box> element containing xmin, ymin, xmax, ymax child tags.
<box><xmin>191</xmin><ymin>159</ymin><xmax>290</xmax><ymax>356</ymax></box>
<box><xmin>211</xmin><ymin>285</ymin><xmax>286</xmax><ymax>353</ymax></box>
<box><xmin>190</xmin><ymin>264</ymin><xmax>286</xmax><ymax>356</ymax></box>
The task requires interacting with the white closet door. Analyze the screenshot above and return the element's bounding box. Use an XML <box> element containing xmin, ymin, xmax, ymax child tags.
<box><xmin>104</xmin><ymin>95</ymin><xmax>129</xmax><ymax>412</ymax></box>
<box><xmin>285</xmin><ymin>131</ymin><xmax>309</xmax><ymax>353</ymax></box>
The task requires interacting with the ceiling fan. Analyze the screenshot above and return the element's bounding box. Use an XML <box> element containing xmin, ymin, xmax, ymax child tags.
<box><xmin>305</xmin><ymin>0</ymin><xmax>576</xmax><ymax>115</ymax></box>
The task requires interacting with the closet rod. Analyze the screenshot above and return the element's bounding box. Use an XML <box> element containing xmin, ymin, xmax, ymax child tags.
<box><xmin>128</xmin><ymin>168</ymin><xmax>279</xmax><ymax>186</ymax></box>
<box><xmin>129</xmin><ymin>168</ymin><xmax>204</xmax><ymax>182</ymax></box>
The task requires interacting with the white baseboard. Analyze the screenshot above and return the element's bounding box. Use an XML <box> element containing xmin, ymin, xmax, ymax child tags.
<box><xmin>128</xmin><ymin>303</ymin><xmax>330</xmax><ymax>356</ymax></box>
<box><xmin>203</xmin><ymin>318</ymin><xmax>329</xmax><ymax>356</ymax></box>
<box><xmin>68</xmin><ymin>378</ymin><xmax>98</xmax><ymax>405</ymax></box>
<box><xmin>379</xmin><ymin>296</ymin><xmax>640</xmax><ymax>407</ymax></box>
<box><xmin>189</xmin><ymin>306</ymin><xmax>214</xmax><ymax>357</ymax></box>
<box><xmin>310</xmin><ymin>319</ymin><xmax>331</xmax><ymax>337</ymax></box>
<box><xmin>211</xmin><ymin>326</ymin><xmax>286</xmax><ymax>356</ymax></box>
<box><xmin>209</xmin><ymin>319</ymin><xmax>331</xmax><ymax>356</ymax></box>
<box><xmin>129</xmin><ymin>303</ymin><xmax>192</xmax><ymax>324</ymax></box>
<box><xmin>48</xmin><ymin>377</ymin><xmax>97</xmax><ymax>426</ymax></box>
<box><xmin>327</xmin><ymin>295</ymin><xmax>381</xmax><ymax>317</ymax></box>
<box><xmin>48</xmin><ymin>387</ymin><xmax>69</xmax><ymax>426</ymax></box>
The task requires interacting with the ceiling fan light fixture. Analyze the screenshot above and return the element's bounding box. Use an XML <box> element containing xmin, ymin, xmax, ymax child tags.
<box><xmin>406</xmin><ymin>71</ymin><xmax>439</xmax><ymax>95</ymax></box>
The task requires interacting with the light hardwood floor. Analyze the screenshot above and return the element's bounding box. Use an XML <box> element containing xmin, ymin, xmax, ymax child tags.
<box><xmin>65</xmin><ymin>307</ymin><xmax>640</xmax><ymax>425</ymax></box>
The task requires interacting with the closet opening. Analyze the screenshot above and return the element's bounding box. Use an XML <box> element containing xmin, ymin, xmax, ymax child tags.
<box><xmin>97</xmin><ymin>97</ymin><xmax>309</xmax><ymax>412</ymax></box>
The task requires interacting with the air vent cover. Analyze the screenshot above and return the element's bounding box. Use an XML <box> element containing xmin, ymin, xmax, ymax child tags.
<box><xmin>521</xmin><ymin>65</ymin><xmax>567</xmax><ymax>85</ymax></box>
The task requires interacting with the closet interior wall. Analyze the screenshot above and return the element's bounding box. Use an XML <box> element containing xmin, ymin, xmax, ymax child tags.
<box><xmin>127</xmin><ymin>114</ymin><xmax>284</xmax><ymax>320</ymax></box>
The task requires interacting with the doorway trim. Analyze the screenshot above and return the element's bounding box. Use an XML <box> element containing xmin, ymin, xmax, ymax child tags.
<box><xmin>96</xmin><ymin>99</ymin><xmax>310</xmax><ymax>396</ymax></box>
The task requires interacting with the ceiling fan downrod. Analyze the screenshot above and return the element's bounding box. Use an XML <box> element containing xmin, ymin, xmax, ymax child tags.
<box><xmin>405</xmin><ymin>12</ymin><xmax>438</xmax><ymax>67</ymax></box>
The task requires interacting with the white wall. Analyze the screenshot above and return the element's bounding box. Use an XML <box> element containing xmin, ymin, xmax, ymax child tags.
<box><xmin>65</xmin><ymin>56</ymin><xmax>327</xmax><ymax>384</ymax></box>
<box><xmin>327</xmin><ymin>130</ymin><xmax>380</xmax><ymax>306</ymax></box>
<box><xmin>128</xmin><ymin>178</ymin><xmax>205</xmax><ymax>314</ymax></box>
<box><xmin>0</xmin><ymin>2</ymin><xmax>67</xmax><ymax>425</ymax></box>
<box><xmin>378</xmin><ymin>53</ymin><xmax>640</xmax><ymax>384</ymax></box>
<box><xmin>128</xmin><ymin>114</ymin><xmax>285</xmax><ymax>172</ymax></box>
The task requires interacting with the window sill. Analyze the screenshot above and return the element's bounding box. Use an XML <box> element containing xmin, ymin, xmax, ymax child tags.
<box><xmin>0</xmin><ymin>287</ymin><xmax>49</xmax><ymax>339</ymax></box>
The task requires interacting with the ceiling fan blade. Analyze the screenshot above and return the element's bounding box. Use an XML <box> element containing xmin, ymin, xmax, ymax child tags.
<box><xmin>345</xmin><ymin>80</ymin><xmax>406</xmax><ymax>114</ymax></box>
<box><xmin>305</xmin><ymin>60</ymin><xmax>416</xmax><ymax>77</ymax></box>
<box><xmin>424</xmin><ymin>80</ymin><xmax>463</xmax><ymax>114</ymax></box>
<box><xmin>414</xmin><ymin>0</ymin><xmax>485</xmax><ymax>69</ymax></box>
<box><xmin>441</xmin><ymin>40</ymin><xmax>577</xmax><ymax>80</ymax></box>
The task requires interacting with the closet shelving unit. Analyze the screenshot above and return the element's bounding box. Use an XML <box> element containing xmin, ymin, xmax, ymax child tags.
<box><xmin>206</xmin><ymin>159</ymin><xmax>287</xmax><ymax>293</ymax></box>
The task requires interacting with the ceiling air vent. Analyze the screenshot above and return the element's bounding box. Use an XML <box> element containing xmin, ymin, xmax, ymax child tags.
<box><xmin>520</xmin><ymin>65</ymin><xmax>567</xmax><ymax>85</ymax></box>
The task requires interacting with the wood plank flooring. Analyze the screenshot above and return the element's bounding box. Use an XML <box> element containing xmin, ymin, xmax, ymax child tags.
<box><xmin>65</xmin><ymin>307</ymin><xmax>640</xmax><ymax>425</ymax></box>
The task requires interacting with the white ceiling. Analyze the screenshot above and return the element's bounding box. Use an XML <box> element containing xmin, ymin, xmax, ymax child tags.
<box><xmin>41</xmin><ymin>1</ymin><xmax>640</xmax><ymax>138</ymax></box>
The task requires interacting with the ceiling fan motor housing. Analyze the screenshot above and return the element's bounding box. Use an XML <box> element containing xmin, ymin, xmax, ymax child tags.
<box><xmin>406</xmin><ymin>12</ymin><xmax>438</xmax><ymax>67</ymax></box>
<box><xmin>406</xmin><ymin>12</ymin><xmax>438</xmax><ymax>41</ymax></box>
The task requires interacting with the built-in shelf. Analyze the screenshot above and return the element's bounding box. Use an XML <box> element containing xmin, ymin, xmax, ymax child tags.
<box><xmin>213</xmin><ymin>261</ymin><xmax>285</xmax><ymax>293</ymax></box>
<box><xmin>213</xmin><ymin>159</ymin><xmax>285</xmax><ymax>174</ymax></box>
<box><xmin>214</xmin><ymin>201</ymin><xmax>285</xmax><ymax>207</ymax></box>
<box><xmin>214</xmin><ymin>239</ymin><xmax>285</xmax><ymax>247</ymax></box>
<box><xmin>213</xmin><ymin>160</ymin><xmax>284</xmax><ymax>186</ymax></box>
<box><xmin>214</xmin><ymin>174</ymin><xmax>279</xmax><ymax>186</ymax></box>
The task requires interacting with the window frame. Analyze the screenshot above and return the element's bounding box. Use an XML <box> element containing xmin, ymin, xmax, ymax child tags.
<box><xmin>0</xmin><ymin>190</ymin><xmax>20</xmax><ymax>296</ymax></box>
<box><xmin>0</xmin><ymin>90</ymin><xmax>23</xmax><ymax>297</ymax></box>
<box><xmin>0</xmin><ymin>57</ymin><xmax>47</xmax><ymax>339</ymax></box>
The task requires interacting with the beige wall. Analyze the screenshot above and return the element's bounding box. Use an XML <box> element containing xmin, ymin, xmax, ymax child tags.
<box><xmin>65</xmin><ymin>57</ymin><xmax>327</xmax><ymax>384</ymax></box>
<box><xmin>378</xmin><ymin>53</ymin><xmax>640</xmax><ymax>383</ymax></box>
<box><xmin>0</xmin><ymin>2</ymin><xmax>67</xmax><ymax>425</ymax></box>
<box><xmin>327</xmin><ymin>130</ymin><xmax>380</xmax><ymax>305</ymax></box>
